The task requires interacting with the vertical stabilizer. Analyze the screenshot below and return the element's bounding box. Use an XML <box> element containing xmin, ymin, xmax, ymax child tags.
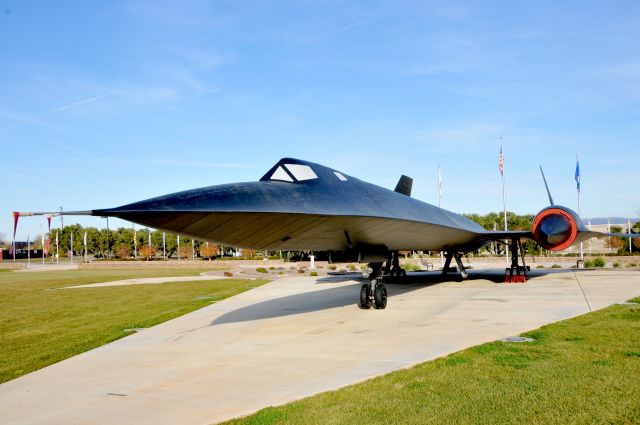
<box><xmin>539</xmin><ymin>166</ymin><xmax>555</xmax><ymax>206</ymax></box>
<box><xmin>394</xmin><ymin>175</ymin><xmax>413</xmax><ymax>197</ymax></box>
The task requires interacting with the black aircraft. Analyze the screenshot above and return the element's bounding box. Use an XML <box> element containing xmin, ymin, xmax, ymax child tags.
<box><xmin>23</xmin><ymin>158</ymin><xmax>623</xmax><ymax>309</ymax></box>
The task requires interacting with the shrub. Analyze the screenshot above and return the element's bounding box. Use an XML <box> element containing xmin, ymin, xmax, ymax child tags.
<box><xmin>613</xmin><ymin>262</ymin><xmax>620</xmax><ymax>268</ymax></box>
<box><xmin>328</xmin><ymin>265</ymin><xmax>337</xmax><ymax>270</ymax></box>
<box><xmin>401</xmin><ymin>263</ymin><xmax>421</xmax><ymax>272</ymax></box>
<box><xmin>114</xmin><ymin>244</ymin><xmax>132</xmax><ymax>259</ymax></box>
<box><xmin>627</xmin><ymin>263</ymin><xmax>637</xmax><ymax>268</ymax></box>
<box><xmin>310</xmin><ymin>271</ymin><xmax>318</xmax><ymax>277</ymax></box>
<box><xmin>536</xmin><ymin>264</ymin><xmax>545</xmax><ymax>269</ymax></box>
<box><xmin>551</xmin><ymin>264</ymin><xmax>561</xmax><ymax>269</ymax></box>
<box><xmin>348</xmin><ymin>264</ymin><xmax>357</xmax><ymax>271</ymax></box>
<box><xmin>255</xmin><ymin>267</ymin><xmax>268</xmax><ymax>273</ymax></box>
<box><xmin>593</xmin><ymin>257</ymin><xmax>605</xmax><ymax>268</ymax></box>
<box><xmin>269</xmin><ymin>266</ymin><xmax>276</xmax><ymax>270</ymax></box>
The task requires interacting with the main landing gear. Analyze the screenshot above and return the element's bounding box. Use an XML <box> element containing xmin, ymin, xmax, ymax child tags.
<box><xmin>504</xmin><ymin>237</ymin><xmax>530</xmax><ymax>283</ymax></box>
<box><xmin>441</xmin><ymin>251</ymin><xmax>469</xmax><ymax>279</ymax></box>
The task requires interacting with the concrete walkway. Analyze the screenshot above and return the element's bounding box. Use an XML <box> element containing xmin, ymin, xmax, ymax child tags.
<box><xmin>0</xmin><ymin>270</ymin><xmax>638</xmax><ymax>425</ymax></box>
<box><xmin>63</xmin><ymin>274</ymin><xmax>227</xmax><ymax>289</ymax></box>
<box><xmin>15</xmin><ymin>264</ymin><xmax>79</xmax><ymax>272</ymax></box>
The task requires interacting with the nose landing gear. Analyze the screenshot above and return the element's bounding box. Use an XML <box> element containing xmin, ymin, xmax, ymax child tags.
<box><xmin>359</xmin><ymin>279</ymin><xmax>388</xmax><ymax>309</ymax></box>
<box><xmin>359</xmin><ymin>261</ymin><xmax>388</xmax><ymax>309</ymax></box>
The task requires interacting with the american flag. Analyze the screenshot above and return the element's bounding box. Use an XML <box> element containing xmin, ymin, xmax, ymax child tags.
<box><xmin>575</xmin><ymin>157</ymin><xmax>580</xmax><ymax>193</ymax></box>
<box><xmin>499</xmin><ymin>145</ymin><xmax>504</xmax><ymax>176</ymax></box>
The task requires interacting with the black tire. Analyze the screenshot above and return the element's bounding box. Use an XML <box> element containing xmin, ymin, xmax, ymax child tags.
<box><xmin>401</xmin><ymin>269</ymin><xmax>407</xmax><ymax>278</ymax></box>
<box><xmin>359</xmin><ymin>284</ymin><xmax>372</xmax><ymax>309</ymax></box>
<box><xmin>374</xmin><ymin>284</ymin><xmax>387</xmax><ymax>309</ymax></box>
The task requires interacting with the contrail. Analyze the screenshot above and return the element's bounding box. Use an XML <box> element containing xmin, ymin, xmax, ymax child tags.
<box><xmin>287</xmin><ymin>20</ymin><xmax>369</xmax><ymax>47</ymax></box>
<box><xmin>1</xmin><ymin>95</ymin><xmax>106</xmax><ymax>131</ymax></box>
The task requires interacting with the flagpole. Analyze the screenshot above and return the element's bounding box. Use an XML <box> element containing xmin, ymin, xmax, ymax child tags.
<box><xmin>577</xmin><ymin>156</ymin><xmax>583</xmax><ymax>262</ymax></box>
<box><xmin>438</xmin><ymin>165</ymin><xmax>444</xmax><ymax>268</ymax></box>
<box><xmin>27</xmin><ymin>234</ymin><xmax>30</xmax><ymax>265</ymax></box>
<box><xmin>501</xmin><ymin>140</ymin><xmax>508</xmax><ymax>267</ymax></box>
<box><xmin>42</xmin><ymin>234</ymin><xmax>45</xmax><ymax>264</ymax></box>
<box><xmin>12</xmin><ymin>212</ymin><xmax>18</xmax><ymax>263</ymax></box>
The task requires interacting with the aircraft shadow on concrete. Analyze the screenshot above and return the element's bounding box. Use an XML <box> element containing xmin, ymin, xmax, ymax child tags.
<box><xmin>211</xmin><ymin>268</ymin><xmax>584</xmax><ymax>325</ymax></box>
<box><xmin>211</xmin><ymin>281</ymin><xmax>423</xmax><ymax>325</ymax></box>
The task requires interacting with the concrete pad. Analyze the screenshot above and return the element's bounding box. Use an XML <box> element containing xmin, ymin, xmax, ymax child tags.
<box><xmin>0</xmin><ymin>270</ymin><xmax>638</xmax><ymax>425</ymax></box>
<box><xmin>64</xmin><ymin>274</ymin><xmax>227</xmax><ymax>289</ymax></box>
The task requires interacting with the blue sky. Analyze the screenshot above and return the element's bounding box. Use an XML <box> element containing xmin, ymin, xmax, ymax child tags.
<box><xmin>1</xmin><ymin>1</ymin><xmax>639</xmax><ymax>241</ymax></box>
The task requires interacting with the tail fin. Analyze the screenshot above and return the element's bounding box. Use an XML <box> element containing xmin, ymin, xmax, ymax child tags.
<box><xmin>394</xmin><ymin>175</ymin><xmax>413</xmax><ymax>197</ymax></box>
<box><xmin>539</xmin><ymin>166</ymin><xmax>555</xmax><ymax>206</ymax></box>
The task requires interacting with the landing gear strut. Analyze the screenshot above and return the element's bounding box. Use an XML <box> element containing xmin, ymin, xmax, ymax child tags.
<box><xmin>383</xmin><ymin>251</ymin><xmax>406</xmax><ymax>278</ymax></box>
<box><xmin>442</xmin><ymin>251</ymin><xmax>468</xmax><ymax>279</ymax></box>
<box><xmin>504</xmin><ymin>237</ymin><xmax>529</xmax><ymax>283</ymax></box>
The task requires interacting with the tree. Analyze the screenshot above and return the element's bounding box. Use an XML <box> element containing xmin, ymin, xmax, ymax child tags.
<box><xmin>200</xmin><ymin>243</ymin><xmax>219</xmax><ymax>259</ymax></box>
<box><xmin>150</xmin><ymin>230</ymin><xmax>176</xmax><ymax>258</ymax></box>
<box><xmin>608</xmin><ymin>226</ymin><xmax>626</xmax><ymax>253</ymax></box>
<box><xmin>463</xmin><ymin>211</ymin><xmax>541</xmax><ymax>256</ymax></box>
<box><xmin>114</xmin><ymin>244</ymin><xmax>132</xmax><ymax>259</ymax></box>
<box><xmin>139</xmin><ymin>245</ymin><xmax>157</xmax><ymax>260</ymax></box>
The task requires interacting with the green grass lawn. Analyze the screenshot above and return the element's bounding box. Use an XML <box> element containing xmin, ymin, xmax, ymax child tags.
<box><xmin>0</xmin><ymin>269</ymin><xmax>268</xmax><ymax>383</ymax></box>
<box><xmin>227</xmin><ymin>297</ymin><xmax>640</xmax><ymax>425</ymax></box>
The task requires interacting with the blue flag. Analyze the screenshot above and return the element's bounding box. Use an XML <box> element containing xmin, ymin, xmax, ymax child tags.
<box><xmin>575</xmin><ymin>159</ymin><xmax>580</xmax><ymax>193</ymax></box>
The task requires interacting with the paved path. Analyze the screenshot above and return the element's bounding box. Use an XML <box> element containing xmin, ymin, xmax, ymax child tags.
<box><xmin>0</xmin><ymin>270</ymin><xmax>639</xmax><ymax>425</ymax></box>
<box><xmin>15</xmin><ymin>264</ymin><xmax>79</xmax><ymax>272</ymax></box>
<box><xmin>63</xmin><ymin>274</ymin><xmax>227</xmax><ymax>288</ymax></box>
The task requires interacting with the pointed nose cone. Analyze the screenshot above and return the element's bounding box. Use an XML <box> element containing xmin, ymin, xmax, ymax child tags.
<box><xmin>535</xmin><ymin>214</ymin><xmax>572</xmax><ymax>246</ymax></box>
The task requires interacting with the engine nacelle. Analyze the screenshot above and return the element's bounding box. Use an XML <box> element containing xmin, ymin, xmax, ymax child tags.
<box><xmin>532</xmin><ymin>206</ymin><xmax>579</xmax><ymax>251</ymax></box>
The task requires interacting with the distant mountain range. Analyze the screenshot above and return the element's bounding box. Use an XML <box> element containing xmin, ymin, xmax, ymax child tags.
<box><xmin>583</xmin><ymin>217</ymin><xmax>638</xmax><ymax>225</ymax></box>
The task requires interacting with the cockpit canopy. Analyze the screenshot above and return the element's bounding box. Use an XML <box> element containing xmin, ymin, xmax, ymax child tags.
<box><xmin>260</xmin><ymin>158</ymin><xmax>349</xmax><ymax>184</ymax></box>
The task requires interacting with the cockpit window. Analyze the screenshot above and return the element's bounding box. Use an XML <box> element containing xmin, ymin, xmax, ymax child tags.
<box><xmin>270</xmin><ymin>166</ymin><xmax>294</xmax><ymax>182</ymax></box>
<box><xmin>333</xmin><ymin>171</ymin><xmax>347</xmax><ymax>181</ymax></box>
<box><xmin>284</xmin><ymin>164</ymin><xmax>318</xmax><ymax>181</ymax></box>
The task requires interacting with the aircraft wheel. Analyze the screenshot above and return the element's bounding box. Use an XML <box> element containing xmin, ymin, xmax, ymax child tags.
<box><xmin>374</xmin><ymin>284</ymin><xmax>387</xmax><ymax>309</ymax></box>
<box><xmin>359</xmin><ymin>284</ymin><xmax>372</xmax><ymax>309</ymax></box>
